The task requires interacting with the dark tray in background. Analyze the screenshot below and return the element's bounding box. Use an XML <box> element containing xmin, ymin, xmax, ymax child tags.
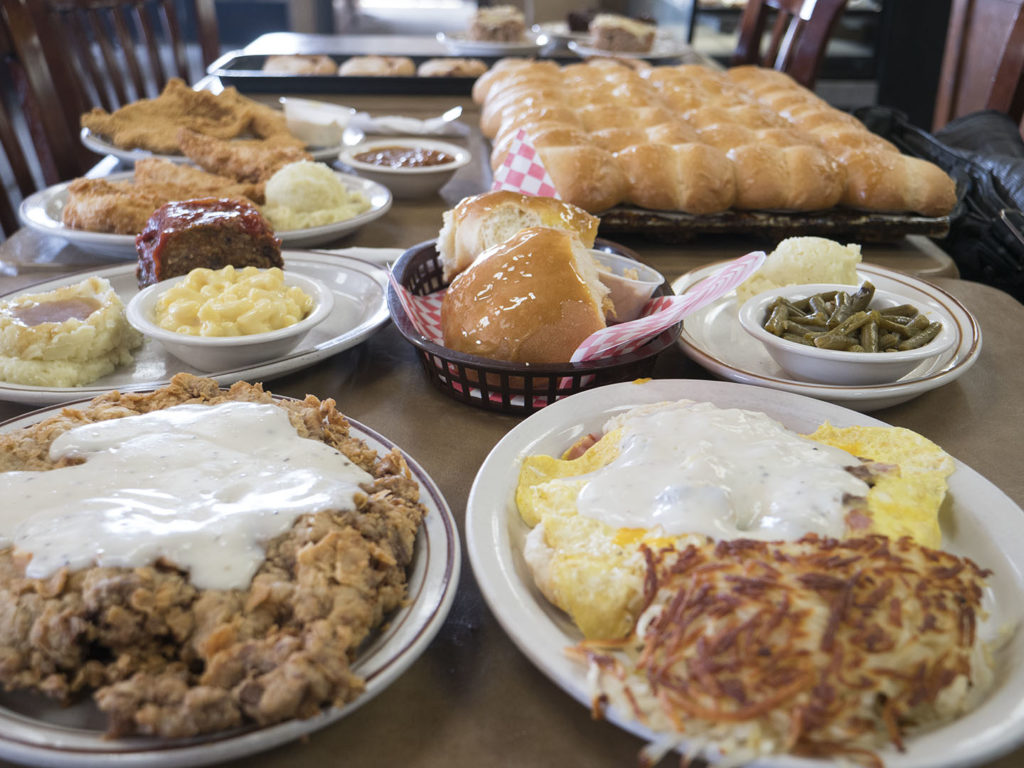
<box><xmin>209</xmin><ymin>52</ymin><xmax>580</xmax><ymax>95</ymax></box>
<box><xmin>598</xmin><ymin>206</ymin><xmax>951</xmax><ymax>243</ymax></box>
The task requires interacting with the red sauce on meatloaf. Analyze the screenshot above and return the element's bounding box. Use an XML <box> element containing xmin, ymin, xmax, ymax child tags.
<box><xmin>135</xmin><ymin>198</ymin><xmax>282</xmax><ymax>289</ymax></box>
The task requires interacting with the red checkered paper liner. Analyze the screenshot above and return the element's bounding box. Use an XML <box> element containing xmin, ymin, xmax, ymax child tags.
<box><xmin>491</xmin><ymin>130</ymin><xmax>561</xmax><ymax>198</ymax></box>
<box><xmin>570</xmin><ymin>250</ymin><xmax>767</xmax><ymax>363</ymax></box>
<box><xmin>387</xmin><ymin>269</ymin><xmax>443</xmax><ymax>341</ymax></box>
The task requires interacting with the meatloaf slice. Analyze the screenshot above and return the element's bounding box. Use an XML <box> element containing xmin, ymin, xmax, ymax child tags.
<box><xmin>135</xmin><ymin>197</ymin><xmax>282</xmax><ymax>288</ymax></box>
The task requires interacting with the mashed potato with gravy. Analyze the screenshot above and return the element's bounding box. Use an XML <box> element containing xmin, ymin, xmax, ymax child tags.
<box><xmin>0</xmin><ymin>276</ymin><xmax>142</xmax><ymax>387</ymax></box>
<box><xmin>262</xmin><ymin>161</ymin><xmax>371</xmax><ymax>230</ymax></box>
<box><xmin>735</xmin><ymin>236</ymin><xmax>862</xmax><ymax>306</ymax></box>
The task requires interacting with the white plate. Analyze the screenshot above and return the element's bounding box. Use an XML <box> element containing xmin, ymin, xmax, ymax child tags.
<box><xmin>435</xmin><ymin>30</ymin><xmax>546</xmax><ymax>56</ymax></box>
<box><xmin>567</xmin><ymin>35</ymin><xmax>690</xmax><ymax>60</ymax></box>
<box><xmin>80</xmin><ymin>126</ymin><xmax>342</xmax><ymax>163</ymax></box>
<box><xmin>672</xmin><ymin>262</ymin><xmax>982</xmax><ymax>411</ymax></box>
<box><xmin>0</xmin><ymin>251</ymin><xmax>389</xmax><ymax>405</ymax></box>
<box><xmin>0</xmin><ymin>399</ymin><xmax>460</xmax><ymax>768</ymax></box>
<box><xmin>466</xmin><ymin>379</ymin><xmax>1024</xmax><ymax>768</ymax></box>
<box><xmin>19</xmin><ymin>171</ymin><xmax>391</xmax><ymax>258</ymax></box>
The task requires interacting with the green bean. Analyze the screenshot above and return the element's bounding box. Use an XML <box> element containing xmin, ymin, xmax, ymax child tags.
<box><xmin>847</xmin><ymin>344</ymin><xmax>865</xmax><ymax>353</ymax></box>
<box><xmin>764</xmin><ymin>304</ymin><xmax>789</xmax><ymax>335</ymax></box>
<box><xmin>783</xmin><ymin>332</ymin><xmax>813</xmax><ymax>345</ymax></box>
<box><xmin>860</xmin><ymin>320</ymin><xmax>879</xmax><ymax>352</ymax></box>
<box><xmin>878</xmin><ymin>332</ymin><xmax>900</xmax><ymax>349</ymax></box>
<box><xmin>911</xmin><ymin>314</ymin><xmax>930</xmax><ymax>330</ymax></box>
<box><xmin>814</xmin><ymin>331</ymin><xmax>858</xmax><ymax>351</ymax></box>
<box><xmin>848</xmin><ymin>281</ymin><xmax>876</xmax><ymax>313</ymax></box>
<box><xmin>898</xmin><ymin>322</ymin><xmax>942</xmax><ymax>350</ymax></box>
<box><xmin>786</xmin><ymin>320</ymin><xmax>827</xmax><ymax>335</ymax></box>
<box><xmin>879</xmin><ymin>304</ymin><xmax>919</xmax><ymax>317</ymax></box>
<box><xmin>828</xmin><ymin>293</ymin><xmax>854</xmax><ymax>326</ymax></box>
<box><xmin>875</xmin><ymin>315</ymin><xmax>918</xmax><ymax>338</ymax></box>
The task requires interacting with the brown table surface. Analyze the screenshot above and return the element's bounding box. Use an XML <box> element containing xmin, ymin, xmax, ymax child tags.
<box><xmin>0</xmin><ymin>90</ymin><xmax>1021</xmax><ymax>768</ymax></box>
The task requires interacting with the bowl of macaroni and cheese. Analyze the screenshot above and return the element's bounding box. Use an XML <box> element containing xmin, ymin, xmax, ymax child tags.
<box><xmin>126</xmin><ymin>266</ymin><xmax>334</xmax><ymax>371</ymax></box>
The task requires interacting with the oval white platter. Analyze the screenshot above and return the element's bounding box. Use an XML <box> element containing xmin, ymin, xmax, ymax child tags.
<box><xmin>466</xmin><ymin>379</ymin><xmax>1024</xmax><ymax>768</ymax></box>
<box><xmin>18</xmin><ymin>171</ymin><xmax>391</xmax><ymax>258</ymax></box>
<box><xmin>672</xmin><ymin>262</ymin><xmax>982</xmax><ymax>411</ymax></box>
<box><xmin>0</xmin><ymin>252</ymin><xmax>390</xmax><ymax>405</ymax></box>
<box><xmin>435</xmin><ymin>30</ymin><xmax>546</xmax><ymax>56</ymax></box>
<box><xmin>80</xmin><ymin>126</ymin><xmax>341</xmax><ymax>163</ymax></box>
<box><xmin>567</xmin><ymin>34</ymin><xmax>691</xmax><ymax>60</ymax></box>
<box><xmin>0</xmin><ymin>398</ymin><xmax>460</xmax><ymax>768</ymax></box>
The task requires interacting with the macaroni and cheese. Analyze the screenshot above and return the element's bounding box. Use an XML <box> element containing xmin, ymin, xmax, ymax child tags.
<box><xmin>154</xmin><ymin>266</ymin><xmax>314</xmax><ymax>337</ymax></box>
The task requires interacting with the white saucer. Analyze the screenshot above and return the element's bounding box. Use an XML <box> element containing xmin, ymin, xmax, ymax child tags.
<box><xmin>671</xmin><ymin>262</ymin><xmax>982</xmax><ymax>411</ymax></box>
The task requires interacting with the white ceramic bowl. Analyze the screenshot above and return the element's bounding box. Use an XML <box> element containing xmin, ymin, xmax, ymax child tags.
<box><xmin>591</xmin><ymin>250</ymin><xmax>664</xmax><ymax>322</ymax></box>
<box><xmin>737</xmin><ymin>282</ymin><xmax>957</xmax><ymax>385</ymax></box>
<box><xmin>126</xmin><ymin>271</ymin><xmax>335</xmax><ymax>372</ymax></box>
<box><xmin>339</xmin><ymin>138</ymin><xmax>470</xmax><ymax>198</ymax></box>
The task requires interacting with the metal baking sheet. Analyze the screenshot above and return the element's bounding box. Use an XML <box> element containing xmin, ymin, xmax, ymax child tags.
<box><xmin>209</xmin><ymin>52</ymin><xmax>581</xmax><ymax>96</ymax></box>
<box><xmin>597</xmin><ymin>206</ymin><xmax>951</xmax><ymax>242</ymax></box>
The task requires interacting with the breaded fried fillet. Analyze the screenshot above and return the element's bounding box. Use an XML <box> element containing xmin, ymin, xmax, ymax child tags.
<box><xmin>178</xmin><ymin>128</ymin><xmax>312</xmax><ymax>184</ymax></box>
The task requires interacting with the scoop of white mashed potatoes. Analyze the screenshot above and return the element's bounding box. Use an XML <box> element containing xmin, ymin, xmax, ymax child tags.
<box><xmin>735</xmin><ymin>237</ymin><xmax>862</xmax><ymax>306</ymax></box>
<box><xmin>262</xmin><ymin>161</ymin><xmax>371</xmax><ymax>230</ymax></box>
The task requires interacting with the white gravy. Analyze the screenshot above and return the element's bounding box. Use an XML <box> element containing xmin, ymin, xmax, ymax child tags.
<box><xmin>0</xmin><ymin>402</ymin><xmax>372</xmax><ymax>590</ymax></box>
<box><xmin>575</xmin><ymin>401</ymin><xmax>868</xmax><ymax>540</ymax></box>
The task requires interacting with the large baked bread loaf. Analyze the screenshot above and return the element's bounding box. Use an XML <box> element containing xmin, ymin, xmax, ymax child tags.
<box><xmin>437</xmin><ymin>190</ymin><xmax>599</xmax><ymax>282</ymax></box>
<box><xmin>441</xmin><ymin>227</ymin><xmax>609</xmax><ymax>363</ymax></box>
<box><xmin>478</xmin><ymin>60</ymin><xmax>956</xmax><ymax>217</ymax></box>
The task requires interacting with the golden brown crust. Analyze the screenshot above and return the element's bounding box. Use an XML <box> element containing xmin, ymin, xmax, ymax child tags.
<box><xmin>478</xmin><ymin>60</ymin><xmax>957</xmax><ymax>216</ymax></box>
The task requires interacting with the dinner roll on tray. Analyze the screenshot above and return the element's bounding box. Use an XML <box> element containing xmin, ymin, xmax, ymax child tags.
<box><xmin>441</xmin><ymin>227</ymin><xmax>610</xmax><ymax>363</ymax></box>
<box><xmin>477</xmin><ymin>59</ymin><xmax>956</xmax><ymax>217</ymax></box>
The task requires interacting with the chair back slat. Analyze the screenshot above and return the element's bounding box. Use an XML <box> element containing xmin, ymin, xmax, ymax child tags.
<box><xmin>988</xmin><ymin>6</ymin><xmax>1024</xmax><ymax>124</ymax></box>
<box><xmin>733</xmin><ymin>0</ymin><xmax>849</xmax><ymax>88</ymax></box>
<box><xmin>110</xmin><ymin>4</ymin><xmax>149</xmax><ymax>99</ymax></box>
<box><xmin>934</xmin><ymin>0</ymin><xmax>1024</xmax><ymax>130</ymax></box>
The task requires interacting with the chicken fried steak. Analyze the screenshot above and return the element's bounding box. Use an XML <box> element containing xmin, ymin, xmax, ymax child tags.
<box><xmin>0</xmin><ymin>374</ymin><xmax>426</xmax><ymax>738</ymax></box>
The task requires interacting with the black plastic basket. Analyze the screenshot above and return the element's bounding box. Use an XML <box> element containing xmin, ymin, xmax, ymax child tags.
<box><xmin>387</xmin><ymin>238</ymin><xmax>681</xmax><ymax>415</ymax></box>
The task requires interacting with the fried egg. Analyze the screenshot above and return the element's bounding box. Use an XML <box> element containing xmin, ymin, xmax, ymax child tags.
<box><xmin>516</xmin><ymin>400</ymin><xmax>954</xmax><ymax>640</ymax></box>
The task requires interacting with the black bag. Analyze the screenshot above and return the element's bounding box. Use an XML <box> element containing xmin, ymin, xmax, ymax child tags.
<box><xmin>854</xmin><ymin>106</ymin><xmax>1024</xmax><ymax>302</ymax></box>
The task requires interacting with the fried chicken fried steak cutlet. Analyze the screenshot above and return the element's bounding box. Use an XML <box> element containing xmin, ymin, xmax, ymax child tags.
<box><xmin>80</xmin><ymin>78</ymin><xmax>304</xmax><ymax>155</ymax></box>
<box><xmin>516</xmin><ymin>399</ymin><xmax>998</xmax><ymax>767</ymax></box>
<box><xmin>0</xmin><ymin>373</ymin><xmax>427</xmax><ymax>738</ymax></box>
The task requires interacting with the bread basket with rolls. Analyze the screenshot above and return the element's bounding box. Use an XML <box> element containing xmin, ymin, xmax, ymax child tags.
<box><xmin>387</xmin><ymin>238</ymin><xmax>679</xmax><ymax>415</ymax></box>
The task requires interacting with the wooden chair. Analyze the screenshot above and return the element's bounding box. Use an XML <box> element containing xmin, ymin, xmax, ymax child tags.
<box><xmin>0</xmin><ymin>0</ymin><xmax>85</xmax><ymax>237</ymax></box>
<box><xmin>732</xmin><ymin>0</ymin><xmax>850</xmax><ymax>89</ymax></box>
<box><xmin>934</xmin><ymin>0</ymin><xmax>1024</xmax><ymax>131</ymax></box>
<box><xmin>1</xmin><ymin>0</ymin><xmax>220</xmax><ymax>179</ymax></box>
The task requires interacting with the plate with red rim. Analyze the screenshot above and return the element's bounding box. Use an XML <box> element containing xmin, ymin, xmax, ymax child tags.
<box><xmin>18</xmin><ymin>170</ymin><xmax>391</xmax><ymax>259</ymax></box>
<box><xmin>0</xmin><ymin>393</ymin><xmax>460</xmax><ymax>768</ymax></box>
<box><xmin>671</xmin><ymin>261</ymin><xmax>982</xmax><ymax>411</ymax></box>
<box><xmin>0</xmin><ymin>252</ymin><xmax>389</xmax><ymax>405</ymax></box>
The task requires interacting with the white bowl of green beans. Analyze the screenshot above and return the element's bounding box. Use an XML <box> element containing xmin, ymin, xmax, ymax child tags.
<box><xmin>738</xmin><ymin>281</ymin><xmax>957</xmax><ymax>385</ymax></box>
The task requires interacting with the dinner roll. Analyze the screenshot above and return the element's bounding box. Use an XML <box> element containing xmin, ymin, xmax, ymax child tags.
<box><xmin>615</xmin><ymin>142</ymin><xmax>736</xmax><ymax>214</ymax></box>
<box><xmin>437</xmin><ymin>190</ymin><xmax>600</xmax><ymax>281</ymax></box>
<box><xmin>840</xmin><ymin>150</ymin><xmax>957</xmax><ymax>216</ymax></box>
<box><xmin>262</xmin><ymin>55</ymin><xmax>337</xmax><ymax>75</ymax></box>
<box><xmin>417</xmin><ymin>58</ymin><xmax>488</xmax><ymax>77</ymax></box>
<box><xmin>441</xmin><ymin>227</ymin><xmax>609</xmax><ymax>363</ymax></box>
<box><xmin>338</xmin><ymin>55</ymin><xmax>414</xmax><ymax>76</ymax></box>
<box><xmin>535</xmin><ymin>145</ymin><xmax>629</xmax><ymax>212</ymax></box>
<box><xmin>491</xmin><ymin>125</ymin><xmax>592</xmax><ymax>170</ymax></box>
<box><xmin>727</xmin><ymin>145</ymin><xmax>844</xmax><ymax>211</ymax></box>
